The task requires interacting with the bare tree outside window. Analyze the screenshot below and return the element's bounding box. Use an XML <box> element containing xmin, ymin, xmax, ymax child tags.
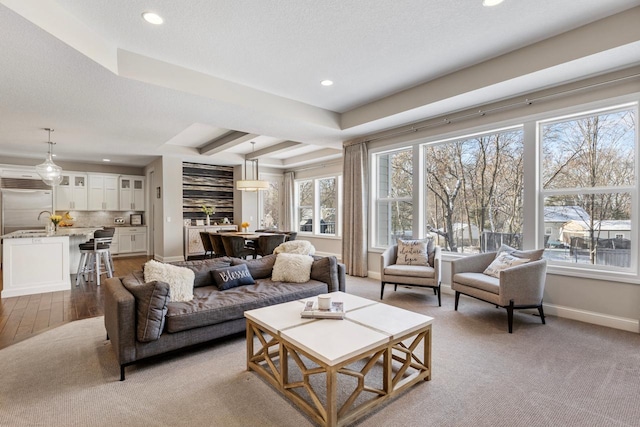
<box><xmin>297</xmin><ymin>180</ymin><xmax>313</xmax><ymax>232</ymax></box>
<box><xmin>375</xmin><ymin>149</ymin><xmax>413</xmax><ymax>246</ymax></box>
<box><xmin>319</xmin><ymin>178</ymin><xmax>336</xmax><ymax>234</ymax></box>
<box><xmin>425</xmin><ymin>129</ymin><xmax>524</xmax><ymax>253</ymax></box>
<box><xmin>541</xmin><ymin>107</ymin><xmax>636</xmax><ymax>267</ymax></box>
<box><xmin>261</xmin><ymin>179</ymin><xmax>280</xmax><ymax>229</ymax></box>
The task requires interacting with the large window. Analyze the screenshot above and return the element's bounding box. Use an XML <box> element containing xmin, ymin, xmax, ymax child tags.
<box><xmin>295</xmin><ymin>175</ymin><xmax>341</xmax><ymax>236</ymax></box>
<box><xmin>426</xmin><ymin>128</ymin><xmax>524</xmax><ymax>253</ymax></box>
<box><xmin>259</xmin><ymin>175</ymin><xmax>281</xmax><ymax>229</ymax></box>
<box><xmin>540</xmin><ymin>105</ymin><xmax>636</xmax><ymax>270</ymax></box>
<box><xmin>371</xmin><ymin>100</ymin><xmax>639</xmax><ymax>281</ymax></box>
<box><xmin>373</xmin><ymin>148</ymin><xmax>413</xmax><ymax>246</ymax></box>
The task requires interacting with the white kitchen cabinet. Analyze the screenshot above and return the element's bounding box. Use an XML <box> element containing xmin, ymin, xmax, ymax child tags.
<box><xmin>88</xmin><ymin>174</ymin><xmax>118</xmax><ymax>210</ymax></box>
<box><xmin>119</xmin><ymin>176</ymin><xmax>145</xmax><ymax>211</ymax></box>
<box><xmin>184</xmin><ymin>225</ymin><xmax>238</xmax><ymax>258</ymax></box>
<box><xmin>55</xmin><ymin>173</ymin><xmax>88</xmax><ymax>210</ymax></box>
<box><xmin>115</xmin><ymin>227</ymin><xmax>147</xmax><ymax>254</ymax></box>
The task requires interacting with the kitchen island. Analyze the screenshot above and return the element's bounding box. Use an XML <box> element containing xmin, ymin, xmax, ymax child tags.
<box><xmin>1</xmin><ymin>227</ymin><xmax>101</xmax><ymax>298</ymax></box>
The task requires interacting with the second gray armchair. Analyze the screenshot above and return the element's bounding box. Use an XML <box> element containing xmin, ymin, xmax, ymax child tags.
<box><xmin>450</xmin><ymin>247</ymin><xmax>547</xmax><ymax>333</ymax></box>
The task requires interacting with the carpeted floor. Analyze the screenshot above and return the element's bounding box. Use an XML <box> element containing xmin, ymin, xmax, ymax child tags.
<box><xmin>1</xmin><ymin>276</ymin><xmax>639</xmax><ymax>426</ymax></box>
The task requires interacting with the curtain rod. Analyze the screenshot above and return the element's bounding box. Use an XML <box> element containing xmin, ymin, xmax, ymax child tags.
<box><xmin>360</xmin><ymin>72</ymin><xmax>640</xmax><ymax>145</ymax></box>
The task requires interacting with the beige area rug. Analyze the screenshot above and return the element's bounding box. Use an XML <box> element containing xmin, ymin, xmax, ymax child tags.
<box><xmin>2</xmin><ymin>277</ymin><xmax>640</xmax><ymax>427</ymax></box>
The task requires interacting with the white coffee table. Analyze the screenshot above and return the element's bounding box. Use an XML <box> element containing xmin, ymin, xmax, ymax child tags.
<box><xmin>245</xmin><ymin>292</ymin><xmax>433</xmax><ymax>427</ymax></box>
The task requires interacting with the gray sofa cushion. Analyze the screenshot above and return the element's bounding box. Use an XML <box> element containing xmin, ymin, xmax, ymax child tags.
<box><xmin>231</xmin><ymin>254</ymin><xmax>277</xmax><ymax>279</ymax></box>
<box><xmin>122</xmin><ymin>280</ymin><xmax>170</xmax><ymax>342</ymax></box>
<box><xmin>310</xmin><ymin>256</ymin><xmax>340</xmax><ymax>292</ymax></box>
<box><xmin>453</xmin><ymin>272</ymin><xmax>500</xmax><ymax>295</ymax></box>
<box><xmin>171</xmin><ymin>258</ymin><xmax>232</xmax><ymax>287</ymax></box>
<box><xmin>165</xmin><ymin>279</ymin><xmax>327</xmax><ymax>333</ymax></box>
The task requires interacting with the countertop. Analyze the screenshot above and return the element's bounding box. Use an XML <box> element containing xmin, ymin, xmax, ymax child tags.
<box><xmin>1</xmin><ymin>227</ymin><xmax>102</xmax><ymax>239</ymax></box>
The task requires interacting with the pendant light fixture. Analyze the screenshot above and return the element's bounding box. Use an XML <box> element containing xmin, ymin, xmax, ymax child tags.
<box><xmin>236</xmin><ymin>141</ymin><xmax>269</xmax><ymax>191</ymax></box>
<box><xmin>36</xmin><ymin>128</ymin><xmax>63</xmax><ymax>186</ymax></box>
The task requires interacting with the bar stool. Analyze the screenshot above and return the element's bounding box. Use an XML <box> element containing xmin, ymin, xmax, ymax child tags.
<box><xmin>76</xmin><ymin>229</ymin><xmax>115</xmax><ymax>286</ymax></box>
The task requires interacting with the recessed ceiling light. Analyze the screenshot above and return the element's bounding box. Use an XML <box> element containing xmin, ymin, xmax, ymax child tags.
<box><xmin>142</xmin><ymin>12</ymin><xmax>163</xmax><ymax>25</ymax></box>
<box><xmin>320</xmin><ymin>80</ymin><xmax>334</xmax><ymax>86</ymax></box>
<box><xmin>102</xmin><ymin>158</ymin><xmax>111</xmax><ymax>162</ymax></box>
<box><xmin>483</xmin><ymin>0</ymin><xmax>504</xmax><ymax>6</ymax></box>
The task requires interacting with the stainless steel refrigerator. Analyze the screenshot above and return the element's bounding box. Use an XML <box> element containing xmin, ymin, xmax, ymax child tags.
<box><xmin>1</xmin><ymin>188</ymin><xmax>54</xmax><ymax>234</ymax></box>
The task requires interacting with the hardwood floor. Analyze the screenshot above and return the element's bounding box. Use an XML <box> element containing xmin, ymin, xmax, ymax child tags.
<box><xmin>0</xmin><ymin>255</ymin><xmax>151</xmax><ymax>350</ymax></box>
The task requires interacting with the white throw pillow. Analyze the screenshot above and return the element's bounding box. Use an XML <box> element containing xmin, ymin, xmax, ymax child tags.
<box><xmin>483</xmin><ymin>252</ymin><xmax>531</xmax><ymax>278</ymax></box>
<box><xmin>143</xmin><ymin>260</ymin><xmax>195</xmax><ymax>302</ymax></box>
<box><xmin>271</xmin><ymin>253</ymin><xmax>314</xmax><ymax>283</ymax></box>
<box><xmin>273</xmin><ymin>240</ymin><xmax>316</xmax><ymax>256</ymax></box>
<box><xmin>396</xmin><ymin>239</ymin><xmax>430</xmax><ymax>266</ymax></box>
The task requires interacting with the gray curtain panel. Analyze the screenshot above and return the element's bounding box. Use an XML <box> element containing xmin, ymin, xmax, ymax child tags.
<box><xmin>342</xmin><ymin>142</ymin><xmax>368</xmax><ymax>276</ymax></box>
<box><xmin>282</xmin><ymin>171</ymin><xmax>295</xmax><ymax>231</ymax></box>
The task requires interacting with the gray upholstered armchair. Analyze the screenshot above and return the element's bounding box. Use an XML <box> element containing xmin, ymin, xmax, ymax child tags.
<box><xmin>450</xmin><ymin>249</ymin><xmax>547</xmax><ymax>333</ymax></box>
<box><xmin>380</xmin><ymin>244</ymin><xmax>441</xmax><ymax>306</ymax></box>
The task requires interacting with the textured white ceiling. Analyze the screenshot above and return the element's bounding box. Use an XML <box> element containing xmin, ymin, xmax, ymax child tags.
<box><xmin>0</xmin><ymin>0</ymin><xmax>639</xmax><ymax>168</ymax></box>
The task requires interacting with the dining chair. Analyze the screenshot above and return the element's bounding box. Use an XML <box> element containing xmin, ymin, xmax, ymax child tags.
<box><xmin>208</xmin><ymin>233</ymin><xmax>227</xmax><ymax>257</ymax></box>
<box><xmin>221</xmin><ymin>235</ymin><xmax>255</xmax><ymax>259</ymax></box>
<box><xmin>200</xmin><ymin>232</ymin><xmax>214</xmax><ymax>259</ymax></box>
<box><xmin>256</xmin><ymin>234</ymin><xmax>286</xmax><ymax>257</ymax></box>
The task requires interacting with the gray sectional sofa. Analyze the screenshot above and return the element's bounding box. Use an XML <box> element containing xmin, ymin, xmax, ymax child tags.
<box><xmin>104</xmin><ymin>254</ymin><xmax>345</xmax><ymax>380</ymax></box>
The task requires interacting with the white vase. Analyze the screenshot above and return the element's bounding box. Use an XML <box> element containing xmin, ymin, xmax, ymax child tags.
<box><xmin>206</xmin><ymin>216</ymin><xmax>210</xmax><ymax>226</ymax></box>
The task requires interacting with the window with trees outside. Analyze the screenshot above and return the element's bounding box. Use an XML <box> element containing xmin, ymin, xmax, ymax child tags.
<box><xmin>259</xmin><ymin>175</ymin><xmax>281</xmax><ymax>229</ymax></box>
<box><xmin>371</xmin><ymin>100</ymin><xmax>639</xmax><ymax>280</ymax></box>
<box><xmin>540</xmin><ymin>104</ymin><xmax>636</xmax><ymax>270</ymax></box>
<box><xmin>295</xmin><ymin>176</ymin><xmax>341</xmax><ymax>236</ymax></box>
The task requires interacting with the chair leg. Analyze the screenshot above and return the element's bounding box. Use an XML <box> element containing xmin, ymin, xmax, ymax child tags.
<box><xmin>380</xmin><ymin>282</ymin><xmax>386</xmax><ymax>299</ymax></box>
<box><xmin>436</xmin><ymin>284</ymin><xmax>441</xmax><ymax>307</ymax></box>
<box><xmin>394</xmin><ymin>284</ymin><xmax>398</xmax><ymax>292</ymax></box>
<box><xmin>454</xmin><ymin>291</ymin><xmax>460</xmax><ymax>310</ymax></box>
<box><xmin>433</xmin><ymin>287</ymin><xmax>437</xmax><ymax>295</ymax></box>
<box><xmin>507</xmin><ymin>300</ymin><xmax>515</xmax><ymax>333</ymax></box>
<box><xmin>538</xmin><ymin>303</ymin><xmax>546</xmax><ymax>325</ymax></box>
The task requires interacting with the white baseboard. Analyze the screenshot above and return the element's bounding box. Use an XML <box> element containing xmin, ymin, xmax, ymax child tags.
<box><xmin>372</xmin><ymin>280</ymin><xmax>639</xmax><ymax>333</ymax></box>
<box><xmin>542</xmin><ymin>303</ymin><xmax>639</xmax><ymax>333</ymax></box>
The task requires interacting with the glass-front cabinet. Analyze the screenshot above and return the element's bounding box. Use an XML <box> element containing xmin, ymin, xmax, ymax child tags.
<box><xmin>119</xmin><ymin>176</ymin><xmax>145</xmax><ymax>211</ymax></box>
<box><xmin>55</xmin><ymin>173</ymin><xmax>87</xmax><ymax>210</ymax></box>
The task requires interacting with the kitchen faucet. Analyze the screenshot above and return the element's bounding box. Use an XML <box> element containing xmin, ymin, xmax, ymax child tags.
<box><xmin>38</xmin><ymin>210</ymin><xmax>52</xmax><ymax>220</ymax></box>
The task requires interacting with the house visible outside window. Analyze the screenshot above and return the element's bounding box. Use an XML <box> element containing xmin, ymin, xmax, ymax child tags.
<box><xmin>370</xmin><ymin>100</ymin><xmax>638</xmax><ymax>281</ymax></box>
<box><xmin>540</xmin><ymin>104</ymin><xmax>636</xmax><ymax>270</ymax></box>
<box><xmin>294</xmin><ymin>175</ymin><xmax>342</xmax><ymax>237</ymax></box>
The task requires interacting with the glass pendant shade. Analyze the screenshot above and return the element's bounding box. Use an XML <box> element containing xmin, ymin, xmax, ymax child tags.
<box><xmin>36</xmin><ymin>129</ymin><xmax>63</xmax><ymax>186</ymax></box>
<box><xmin>36</xmin><ymin>152</ymin><xmax>63</xmax><ymax>186</ymax></box>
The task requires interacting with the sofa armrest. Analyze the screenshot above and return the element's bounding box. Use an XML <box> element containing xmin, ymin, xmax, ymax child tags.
<box><xmin>499</xmin><ymin>259</ymin><xmax>547</xmax><ymax>306</ymax></box>
<box><xmin>451</xmin><ymin>252</ymin><xmax>497</xmax><ymax>277</ymax></box>
<box><xmin>104</xmin><ymin>277</ymin><xmax>137</xmax><ymax>366</ymax></box>
<box><xmin>337</xmin><ymin>262</ymin><xmax>346</xmax><ymax>292</ymax></box>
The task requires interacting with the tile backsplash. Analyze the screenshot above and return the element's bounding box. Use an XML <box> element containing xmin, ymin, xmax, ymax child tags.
<box><xmin>53</xmin><ymin>210</ymin><xmax>144</xmax><ymax>227</ymax></box>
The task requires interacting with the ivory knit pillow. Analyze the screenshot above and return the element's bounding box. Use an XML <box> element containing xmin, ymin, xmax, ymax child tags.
<box><xmin>143</xmin><ymin>260</ymin><xmax>195</xmax><ymax>302</ymax></box>
<box><xmin>271</xmin><ymin>253</ymin><xmax>314</xmax><ymax>283</ymax></box>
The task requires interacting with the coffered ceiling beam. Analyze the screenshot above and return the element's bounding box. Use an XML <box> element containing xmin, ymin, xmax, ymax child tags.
<box><xmin>246</xmin><ymin>141</ymin><xmax>303</xmax><ymax>160</ymax></box>
<box><xmin>199</xmin><ymin>131</ymin><xmax>256</xmax><ymax>156</ymax></box>
<box><xmin>282</xmin><ymin>148</ymin><xmax>342</xmax><ymax>167</ymax></box>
